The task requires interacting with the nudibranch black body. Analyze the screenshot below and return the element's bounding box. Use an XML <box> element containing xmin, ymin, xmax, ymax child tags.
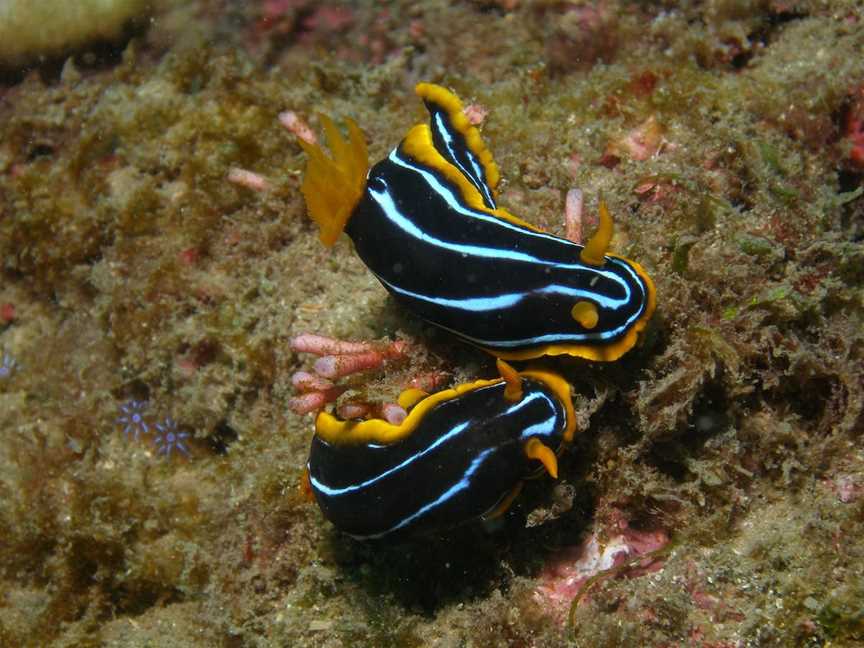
<box><xmin>300</xmin><ymin>83</ymin><xmax>656</xmax><ymax>361</ymax></box>
<box><xmin>307</xmin><ymin>361</ymin><xmax>575</xmax><ymax>540</ymax></box>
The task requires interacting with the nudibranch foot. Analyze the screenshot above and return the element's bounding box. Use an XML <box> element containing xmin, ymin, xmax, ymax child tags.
<box><xmin>307</xmin><ymin>360</ymin><xmax>576</xmax><ymax>540</ymax></box>
<box><xmin>298</xmin><ymin>83</ymin><xmax>657</xmax><ymax>362</ymax></box>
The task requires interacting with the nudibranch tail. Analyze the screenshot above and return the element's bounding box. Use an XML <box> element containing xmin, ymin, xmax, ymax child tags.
<box><xmin>299</xmin><ymin>115</ymin><xmax>368</xmax><ymax>246</ymax></box>
<box><xmin>401</xmin><ymin>85</ymin><xmax>542</xmax><ymax>233</ymax></box>
<box><xmin>415</xmin><ymin>82</ymin><xmax>500</xmax><ymax>196</ymax></box>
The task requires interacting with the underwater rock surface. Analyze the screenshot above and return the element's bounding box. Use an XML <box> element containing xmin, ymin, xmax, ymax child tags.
<box><xmin>0</xmin><ymin>0</ymin><xmax>863</xmax><ymax>646</ymax></box>
<box><xmin>0</xmin><ymin>0</ymin><xmax>151</xmax><ymax>67</ymax></box>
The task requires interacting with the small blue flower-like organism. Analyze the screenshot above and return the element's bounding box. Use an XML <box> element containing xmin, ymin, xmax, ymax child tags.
<box><xmin>117</xmin><ymin>400</ymin><xmax>151</xmax><ymax>441</ymax></box>
<box><xmin>0</xmin><ymin>351</ymin><xmax>19</xmax><ymax>379</ymax></box>
<box><xmin>154</xmin><ymin>417</ymin><xmax>190</xmax><ymax>457</ymax></box>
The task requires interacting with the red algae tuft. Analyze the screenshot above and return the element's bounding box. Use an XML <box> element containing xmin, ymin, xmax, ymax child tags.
<box><xmin>0</xmin><ymin>302</ymin><xmax>15</xmax><ymax>324</ymax></box>
<box><xmin>844</xmin><ymin>83</ymin><xmax>864</xmax><ymax>168</ymax></box>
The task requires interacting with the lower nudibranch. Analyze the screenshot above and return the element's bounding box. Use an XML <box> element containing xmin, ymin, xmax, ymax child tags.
<box><xmin>299</xmin><ymin>83</ymin><xmax>656</xmax><ymax>362</ymax></box>
<box><xmin>307</xmin><ymin>360</ymin><xmax>575</xmax><ymax>540</ymax></box>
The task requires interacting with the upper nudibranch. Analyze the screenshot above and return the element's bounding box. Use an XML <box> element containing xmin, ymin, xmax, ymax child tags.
<box><xmin>307</xmin><ymin>360</ymin><xmax>575</xmax><ymax>540</ymax></box>
<box><xmin>299</xmin><ymin>83</ymin><xmax>656</xmax><ymax>362</ymax></box>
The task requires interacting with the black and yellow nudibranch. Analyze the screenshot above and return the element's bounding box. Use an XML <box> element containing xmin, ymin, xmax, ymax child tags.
<box><xmin>299</xmin><ymin>83</ymin><xmax>656</xmax><ymax>362</ymax></box>
<box><xmin>306</xmin><ymin>361</ymin><xmax>575</xmax><ymax>540</ymax></box>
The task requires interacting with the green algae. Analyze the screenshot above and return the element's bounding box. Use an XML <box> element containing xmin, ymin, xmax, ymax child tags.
<box><xmin>0</xmin><ymin>0</ymin><xmax>863</xmax><ymax>646</ymax></box>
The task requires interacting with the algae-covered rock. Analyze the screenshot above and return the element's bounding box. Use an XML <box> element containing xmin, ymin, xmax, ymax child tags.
<box><xmin>0</xmin><ymin>0</ymin><xmax>151</xmax><ymax>67</ymax></box>
<box><xmin>2</xmin><ymin>0</ymin><xmax>864</xmax><ymax>646</ymax></box>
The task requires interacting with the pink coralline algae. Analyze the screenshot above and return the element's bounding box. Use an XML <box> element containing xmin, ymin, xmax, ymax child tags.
<box><xmin>845</xmin><ymin>83</ymin><xmax>864</xmax><ymax>168</ymax></box>
<box><xmin>227</xmin><ymin>167</ymin><xmax>272</xmax><ymax>192</ymax></box>
<box><xmin>278</xmin><ymin>110</ymin><xmax>317</xmax><ymax>145</ymax></box>
<box><xmin>824</xmin><ymin>474</ymin><xmax>862</xmax><ymax>503</ymax></box>
<box><xmin>0</xmin><ymin>302</ymin><xmax>15</xmax><ymax>323</ymax></box>
<box><xmin>600</xmin><ymin>115</ymin><xmax>666</xmax><ymax>168</ymax></box>
<box><xmin>533</xmin><ymin>511</ymin><xmax>669</xmax><ymax>622</ymax></box>
<box><xmin>288</xmin><ymin>333</ymin><xmax>409</xmax><ymax>418</ymax></box>
<box><xmin>462</xmin><ymin>103</ymin><xmax>489</xmax><ymax>126</ymax></box>
<box><xmin>564</xmin><ymin>188</ymin><xmax>584</xmax><ymax>244</ymax></box>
